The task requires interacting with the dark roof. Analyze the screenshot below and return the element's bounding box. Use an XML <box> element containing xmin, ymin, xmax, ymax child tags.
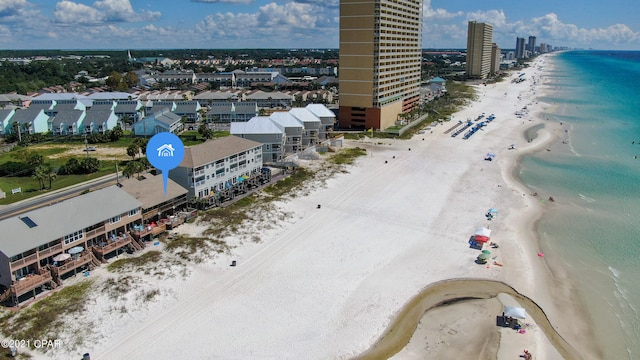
<box><xmin>209</xmin><ymin>102</ymin><xmax>257</xmax><ymax>115</ymax></box>
<box><xmin>51</xmin><ymin>110</ymin><xmax>84</xmax><ymax>126</ymax></box>
<box><xmin>52</xmin><ymin>103</ymin><xmax>80</xmax><ymax>112</ymax></box>
<box><xmin>115</xmin><ymin>102</ymin><xmax>140</xmax><ymax>113</ymax></box>
<box><xmin>84</xmin><ymin>110</ymin><xmax>113</xmax><ymax>123</ymax></box>
<box><xmin>90</xmin><ymin>103</ymin><xmax>115</xmax><ymax>111</ymax></box>
<box><xmin>10</xmin><ymin>108</ymin><xmax>47</xmax><ymax>123</ymax></box>
<box><xmin>174</xmin><ymin>102</ymin><xmax>200</xmax><ymax>114</ymax></box>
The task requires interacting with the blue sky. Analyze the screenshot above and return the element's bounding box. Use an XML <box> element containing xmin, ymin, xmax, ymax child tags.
<box><xmin>1</xmin><ymin>0</ymin><xmax>638</xmax><ymax>50</ymax></box>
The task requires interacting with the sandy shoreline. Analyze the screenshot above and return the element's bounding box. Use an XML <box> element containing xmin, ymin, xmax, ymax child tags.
<box><xmin>17</xmin><ymin>54</ymin><xmax>601</xmax><ymax>360</ymax></box>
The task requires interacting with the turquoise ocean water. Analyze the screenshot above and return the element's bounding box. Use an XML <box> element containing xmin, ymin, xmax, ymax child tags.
<box><xmin>518</xmin><ymin>51</ymin><xmax>640</xmax><ymax>359</ymax></box>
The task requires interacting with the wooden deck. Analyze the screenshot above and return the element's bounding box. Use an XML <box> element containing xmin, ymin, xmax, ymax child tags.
<box><xmin>93</xmin><ymin>236</ymin><xmax>132</xmax><ymax>256</ymax></box>
<box><xmin>10</xmin><ymin>269</ymin><xmax>53</xmax><ymax>297</ymax></box>
<box><xmin>51</xmin><ymin>253</ymin><xmax>92</xmax><ymax>277</ymax></box>
<box><xmin>132</xmin><ymin>223</ymin><xmax>167</xmax><ymax>239</ymax></box>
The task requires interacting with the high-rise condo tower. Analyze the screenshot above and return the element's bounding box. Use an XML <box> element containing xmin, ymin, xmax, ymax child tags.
<box><xmin>339</xmin><ymin>0</ymin><xmax>423</xmax><ymax>130</ymax></box>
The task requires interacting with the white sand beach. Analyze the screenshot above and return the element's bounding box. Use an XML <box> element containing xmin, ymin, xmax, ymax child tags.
<box><xmin>25</xmin><ymin>55</ymin><xmax>601</xmax><ymax>360</ymax></box>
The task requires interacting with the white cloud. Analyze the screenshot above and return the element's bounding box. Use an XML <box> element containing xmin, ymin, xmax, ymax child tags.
<box><xmin>531</xmin><ymin>13</ymin><xmax>639</xmax><ymax>45</ymax></box>
<box><xmin>54</xmin><ymin>1</ymin><xmax>103</xmax><ymax>24</ymax></box>
<box><xmin>0</xmin><ymin>24</ymin><xmax>11</xmax><ymax>42</ymax></box>
<box><xmin>423</xmin><ymin>0</ymin><xmax>462</xmax><ymax>20</ymax></box>
<box><xmin>257</xmin><ymin>2</ymin><xmax>317</xmax><ymax>29</ymax></box>
<box><xmin>53</xmin><ymin>0</ymin><xmax>160</xmax><ymax>24</ymax></box>
<box><xmin>192</xmin><ymin>0</ymin><xmax>254</xmax><ymax>4</ymax></box>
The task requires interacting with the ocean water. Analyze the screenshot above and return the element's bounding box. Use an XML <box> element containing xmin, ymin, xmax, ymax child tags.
<box><xmin>519</xmin><ymin>51</ymin><xmax>640</xmax><ymax>359</ymax></box>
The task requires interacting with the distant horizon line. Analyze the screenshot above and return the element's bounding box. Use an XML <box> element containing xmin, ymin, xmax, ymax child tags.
<box><xmin>1</xmin><ymin>48</ymin><xmax>638</xmax><ymax>53</ymax></box>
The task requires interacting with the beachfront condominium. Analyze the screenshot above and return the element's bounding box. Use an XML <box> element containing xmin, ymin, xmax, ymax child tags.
<box><xmin>338</xmin><ymin>0</ymin><xmax>423</xmax><ymax>130</ymax></box>
<box><xmin>515</xmin><ymin>37</ymin><xmax>526</xmax><ymax>59</ymax></box>
<box><xmin>528</xmin><ymin>36</ymin><xmax>537</xmax><ymax>55</ymax></box>
<box><xmin>466</xmin><ymin>21</ymin><xmax>493</xmax><ymax>79</ymax></box>
<box><xmin>490</xmin><ymin>43</ymin><xmax>501</xmax><ymax>75</ymax></box>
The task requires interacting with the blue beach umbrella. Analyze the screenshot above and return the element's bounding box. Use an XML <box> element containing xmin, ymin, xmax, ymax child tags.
<box><xmin>68</xmin><ymin>246</ymin><xmax>84</xmax><ymax>255</ymax></box>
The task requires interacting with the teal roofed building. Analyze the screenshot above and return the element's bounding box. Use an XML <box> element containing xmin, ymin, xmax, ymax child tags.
<box><xmin>134</xmin><ymin>108</ymin><xmax>183</xmax><ymax>136</ymax></box>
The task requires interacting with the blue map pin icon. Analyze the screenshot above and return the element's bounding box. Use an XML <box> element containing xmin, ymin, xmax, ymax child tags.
<box><xmin>146</xmin><ymin>132</ymin><xmax>185</xmax><ymax>196</ymax></box>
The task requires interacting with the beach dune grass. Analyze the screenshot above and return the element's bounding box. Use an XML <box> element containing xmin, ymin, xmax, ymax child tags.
<box><xmin>107</xmin><ymin>251</ymin><xmax>163</xmax><ymax>272</ymax></box>
<box><xmin>1</xmin><ymin>281</ymin><xmax>93</xmax><ymax>344</ymax></box>
<box><xmin>328</xmin><ymin>147</ymin><xmax>367</xmax><ymax>165</ymax></box>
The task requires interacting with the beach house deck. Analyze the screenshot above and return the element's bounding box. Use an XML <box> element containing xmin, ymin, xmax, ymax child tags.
<box><xmin>0</xmin><ymin>268</ymin><xmax>55</xmax><ymax>305</ymax></box>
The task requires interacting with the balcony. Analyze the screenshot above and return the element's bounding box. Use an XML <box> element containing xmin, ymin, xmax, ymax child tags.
<box><xmin>11</xmin><ymin>269</ymin><xmax>52</xmax><ymax>297</ymax></box>
<box><xmin>85</xmin><ymin>225</ymin><xmax>106</xmax><ymax>239</ymax></box>
<box><xmin>132</xmin><ymin>222</ymin><xmax>167</xmax><ymax>239</ymax></box>
<box><xmin>51</xmin><ymin>253</ymin><xmax>92</xmax><ymax>277</ymax></box>
<box><xmin>93</xmin><ymin>236</ymin><xmax>132</xmax><ymax>256</ymax></box>
<box><xmin>10</xmin><ymin>253</ymin><xmax>38</xmax><ymax>270</ymax></box>
<box><xmin>38</xmin><ymin>242</ymin><xmax>63</xmax><ymax>258</ymax></box>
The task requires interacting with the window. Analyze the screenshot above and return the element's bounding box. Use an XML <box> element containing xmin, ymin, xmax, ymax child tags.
<box><xmin>128</xmin><ymin>209</ymin><xmax>138</xmax><ymax>217</ymax></box>
<box><xmin>64</xmin><ymin>230</ymin><xmax>84</xmax><ymax>245</ymax></box>
<box><xmin>109</xmin><ymin>215</ymin><xmax>121</xmax><ymax>224</ymax></box>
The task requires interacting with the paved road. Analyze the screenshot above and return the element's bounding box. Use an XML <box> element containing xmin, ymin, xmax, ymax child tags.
<box><xmin>0</xmin><ymin>174</ymin><xmax>120</xmax><ymax>221</ymax></box>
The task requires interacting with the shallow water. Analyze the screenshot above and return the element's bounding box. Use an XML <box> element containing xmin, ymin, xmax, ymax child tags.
<box><xmin>518</xmin><ymin>51</ymin><xmax>640</xmax><ymax>359</ymax></box>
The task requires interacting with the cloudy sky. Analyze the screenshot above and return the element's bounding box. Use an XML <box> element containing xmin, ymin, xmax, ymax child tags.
<box><xmin>1</xmin><ymin>0</ymin><xmax>638</xmax><ymax>50</ymax></box>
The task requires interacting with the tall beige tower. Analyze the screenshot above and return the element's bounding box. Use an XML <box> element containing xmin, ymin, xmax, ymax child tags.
<box><xmin>339</xmin><ymin>0</ymin><xmax>423</xmax><ymax>130</ymax></box>
<box><xmin>466</xmin><ymin>21</ymin><xmax>493</xmax><ymax>79</ymax></box>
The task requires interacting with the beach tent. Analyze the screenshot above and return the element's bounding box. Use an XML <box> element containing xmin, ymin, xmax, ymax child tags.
<box><xmin>474</xmin><ymin>227</ymin><xmax>491</xmax><ymax>243</ymax></box>
<box><xmin>504</xmin><ymin>306</ymin><xmax>527</xmax><ymax>319</ymax></box>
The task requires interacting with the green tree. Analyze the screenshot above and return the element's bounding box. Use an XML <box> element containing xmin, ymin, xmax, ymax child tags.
<box><xmin>198</xmin><ymin>124</ymin><xmax>213</xmax><ymax>140</ymax></box>
<box><xmin>126</xmin><ymin>143</ymin><xmax>140</xmax><ymax>160</ymax></box>
<box><xmin>106</xmin><ymin>71</ymin><xmax>123</xmax><ymax>91</ymax></box>
<box><xmin>123</xmin><ymin>160</ymin><xmax>145</xmax><ymax>179</ymax></box>
<box><xmin>124</xmin><ymin>71</ymin><xmax>139</xmax><ymax>88</ymax></box>
<box><xmin>32</xmin><ymin>164</ymin><xmax>48</xmax><ymax>190</ymax></box>
<box><xmin>109</xmin><ymin>125</ymin><xmax>124</xmax><ymax>141</ymax></box>
<box><xmin>45</xmin><ymin>168</ymin><xmax>57</xmax><ymax>189</ymax></box>
<box><xmin>79</xmin><ymin>157</ymin><xmax>100</xmax><ymax>174</ymax></box>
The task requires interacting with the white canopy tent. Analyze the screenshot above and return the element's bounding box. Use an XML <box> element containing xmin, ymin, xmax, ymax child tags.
<box><xmin>504</xmin><ymin>305</ymin><xmax>527</xmax><ymax>319</ymax></box>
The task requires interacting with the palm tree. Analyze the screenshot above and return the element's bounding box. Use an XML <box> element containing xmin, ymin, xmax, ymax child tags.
<box><xmin>32</xmin><ymin>165</ymin><xmax>48</xmax><ymax>190</ymax></box>
<box><xmin>123</xmin><ymin>160</ymin><xmax>145</xmax><ymax>179</ymax></box>
<box><xmin>126</xmin><ymin>143</ymin><xmax>140</xmax><ymax>160</ymax></box>
<box><xmin>46</xmin><ymin>168</ymin><xmax>57</xmax><ymax>189</ymax></box>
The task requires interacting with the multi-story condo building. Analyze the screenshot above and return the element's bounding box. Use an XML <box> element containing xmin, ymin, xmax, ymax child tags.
<box><xmin>0</xmin><ymin>186</ymin><xmax>144</xmax><ymax>305</ymax></box>
<box><xmin>306</xmin><ymin>103</ymin><xmax>336</xmax><ymax>140</ymax></box>
<box><xmin>515</xmin><ymin>37</ymin><xmax>526</xmax><ymax>59</ymax></box>
<box><xmin>269</xmin><ymin>112</ymin><xmax>304</xmax><ymax>153</ymax></box>
<box><xmin>230</xmin><ymin>117</ymin><xmax>286</xmax><ymax>164</ymax></box>
<box><xmin>528</xmin><ymin>36</ymin><xmax>537</xmax><ymax>56</ymax></box>
<box><xmin>170</xmin><ymin>136</ymin><xmax>264</xmax><ymax>199</ymax></box>
<box><xmin>289</xmin><ymin>107</ymin><xmax>321</xmax><ymax>147</ymax></box>
<box><xmin>339</xmin><ymin>0</ymin><xmax>423</xmax><ymax>130</ymax></box>
<box><xmin>490</xmin><ymin>43</ymin><xmax>501</xmax><ymax>76</ymax></box>
<box><xmin>466</xmin><ymin>21</ymin><xmax>494</xmax><ymax>79</ymax></box>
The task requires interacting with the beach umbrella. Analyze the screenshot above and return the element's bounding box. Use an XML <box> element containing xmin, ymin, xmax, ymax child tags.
<box><xmin>53</xmin><ymin>253</ymin><xmax>71</xmax><ymax>262</ymax></box>
<box><xmin>488</xmin><ymin>208</ymin><xmax>498</xmax><ymax>214</ymax></box>
<box><xmin>475</xmin><ymin>235</ymin><xmax>490</xmax><ymax>243</ymax></box>
<box><xmin>477</xmin><ymin>253</ymin><xmax>490</xmax><ymax>261</ymax></box>
<box><xmin>504</xmin><ymin>306</ymin><xmax>527</xmax><ymax>319</ymax></box>
<box><xmin>68</xmin><ymin>246</ymin><xmax>84</xmax><ymax>255</ymax></box>
<box><xmin>481</xmin><ymin>250</ymin><xmax>491</xmax><ymax>255</ymax></box>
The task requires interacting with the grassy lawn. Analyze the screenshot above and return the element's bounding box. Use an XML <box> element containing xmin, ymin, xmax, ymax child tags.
<box><xmin>179</xmin><ymin>130</ymin><xmax>230</xmax><ymax>146</ymax></box>
<box><xmin>0</xmin><ymin>142</ymin><xmax>119</xmax><ymax>204</ymax></box>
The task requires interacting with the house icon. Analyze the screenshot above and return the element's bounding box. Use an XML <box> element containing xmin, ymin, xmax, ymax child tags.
<box><xmin>156</xmin><ymin>143</ymin><xmax>175</xmax><ymax>157</ymax></box>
